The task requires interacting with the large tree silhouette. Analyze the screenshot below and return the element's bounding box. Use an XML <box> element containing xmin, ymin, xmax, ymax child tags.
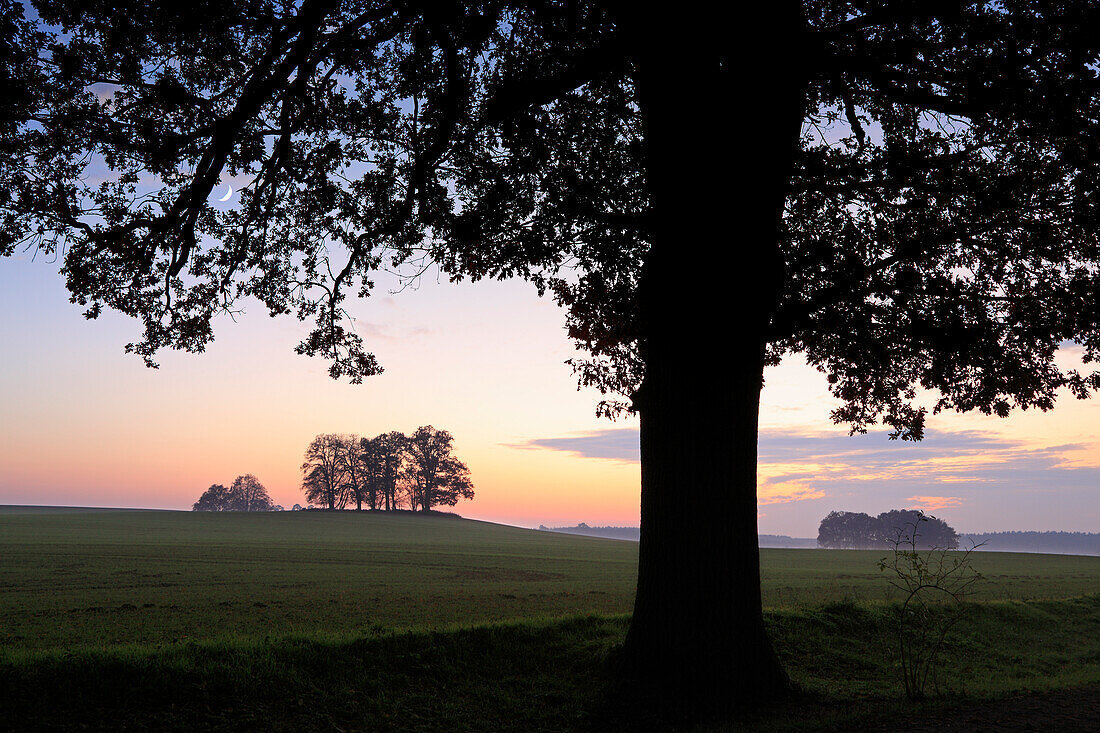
<box><xmin>405</xmin><ymin>425</ymin><xmax>474</xmax><ymax>511</ymax></box>
<box><xmin>4</xmin><ymin>0</ymin><xmax>1099</xmax><ymax>704</ymax></box>
<box><xmin>336</xmin><ymin>434</ymin><xmax>369</xmax><ymax>510</ymax></box>
<box><xmin>372</xmin><ymin>431</ymin><xmax>410</xmax><ymax>511</ymax></box>
<box><xmin>229</xmin><ymin>473</ymin><xmax>275</xmax><ymax>511</ymax></box>
<box><xmin>302</xmin><ymin>434</ymin><xmax>347</xmax><ymax>510</ymax></box>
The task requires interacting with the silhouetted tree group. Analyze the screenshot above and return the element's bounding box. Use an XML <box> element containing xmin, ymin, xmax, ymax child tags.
<box><xmin>301</xmin><ymin>426</ymin><xmax>473</xmax><ymax>512</ymax></box>
<box><xmin>818</xmin><ymin>510</ymin><xmax>959</xmax><ymax>550</ymax></box>
<box><xmin>193</xmin><ymin>474</ymin><xmax>280</xmax><ymax>512</ymax></box>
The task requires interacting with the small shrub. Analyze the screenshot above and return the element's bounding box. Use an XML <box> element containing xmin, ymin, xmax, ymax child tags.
<box><xmin>878</xmin><ymin>511</ymin><xmax>985</xmax><ymax>699</ymax></box>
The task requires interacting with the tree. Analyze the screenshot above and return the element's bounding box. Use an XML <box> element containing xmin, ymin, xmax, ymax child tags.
<box><xmin>817</xmin><ymin>509</ymin><xmax>959</xmax><ymax>549</ymax></box>
<box><xmin>192</xmin><ymin>483</ymin><xmax>232</xmax><ymax>511</ymax></box>
<box><xmin>301</xmin><ymin>434</ymin><xmax>347</xmax><ymax>510</ymax></box>
<box><xmin>370</xmin><ymin>431</ymin><xmax>409</xmax><ymax>511</ymax></box>
<box><xmin>358</xmin><ymin>435</ymin><xmax>384</xmax><ymax>510</ymax></box>
<box><xmin>229</xmin><ymin>473</ymin><xmax>275</xmax><ymax>511</ymax></box>
<box><xmin>335</xmin><ymin>434</ymin><xmax>369</xmax><ymax>510</ymax></box>
<box><xmin>817</xmin><ymin>510</ymin><xmax>884</xmax><ymax>549</ymax></box>
<box><xmin>192</xmin><ymin>476</ymin><xmax>273</xmax><ymax>510</ymax></box>
<box><xmin>6</xmin><ymin>0</ymin><xmax>1100</xmax><ymax>706</ymax></box>
<box><xmin>405</xmin><ymin>425</ymin><xmax>474</xmax><ymax>511</ymax></box>
<box><xmin>878</xmin><ymin>510</ymin><xmax>959</xmax><ymax>550</ymax></box>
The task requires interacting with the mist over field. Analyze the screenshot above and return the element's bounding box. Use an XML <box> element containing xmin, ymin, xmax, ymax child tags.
<box><xmin>540</xmin><ymin>522</ymin><xmax>1100</xmax><ymax>556</ymax></box>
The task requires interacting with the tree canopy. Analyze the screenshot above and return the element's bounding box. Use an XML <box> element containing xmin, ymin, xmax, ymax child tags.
<box><xmin>818</xmin><ymin>509</ymin><xmax>959</xmax><ymax>549</ymax></box>
<box><xmin>299</xmin><ymin>428</ymin><xmax>474</xmax><ymax>511</ymax></box>
<box><xmin>4</xmin><ymin>1</ymin><xmax>1098</xmax><ymax>431</ymax></box>
<box><xmin>193</xmin><ymin>475</ymin><xmax>275</xmax><ymax>511</ymax></box>
<box><xmin>405</xmin><ymin>425</ymin><xmax>474</xmax><ymax>511</ymax></box>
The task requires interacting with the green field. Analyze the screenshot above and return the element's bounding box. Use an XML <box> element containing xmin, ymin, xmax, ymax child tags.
<box><xmin>0</xmin><ymin>507</ymin><xmax>638</xmax><ymax>652</ymax></box>
<box><xmin>2</xmin><ymin>507</ymin><xmax>1097</xmax><ymax>653</ymax></box>
<box><xmin>1</xmin><ymin>507</ymin><xmax>1098</xmax><ymax>730</ymax></box>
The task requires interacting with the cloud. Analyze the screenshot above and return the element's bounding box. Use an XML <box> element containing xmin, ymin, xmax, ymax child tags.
<box><xmin>905</xmin><ymin>495</ymin><xmax>965</xmax><ymax>511</ymax></box>
<box><xmin>507</xmin><ymin>426</ymin><xmax>1100</xmax><ymax>515</ymax></box>
<box><xmin>505</xmin><ymin>428</ymin><xmax>640</xmax><ymax>463</ymax></box>
<box><xmin>356</xmin><ymin>322</ymin><xmax>391</xmax><ymax>339</ymax></box>
<box><xmin>759</xmin><ymin>482</ymin><xmax>827</xmax><ymax>506</ymax></box>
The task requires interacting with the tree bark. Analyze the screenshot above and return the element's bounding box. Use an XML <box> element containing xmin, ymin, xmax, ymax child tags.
<box><xmin>616</xmin><ymin>2</ymin><xmax>806</xmax><ymax>708</ymax></box>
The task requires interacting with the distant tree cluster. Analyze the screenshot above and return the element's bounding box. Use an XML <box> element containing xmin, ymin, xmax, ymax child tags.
<box><xmin>818</xmin><ymin>510</ymin><xmax>959</xmax><ymax>550</ymax></box>
<box><xmin>301</xmin><ymin>426</ymin><xmax>474</xmax><ymax>512</ymax></box>
<box><xmin>193</xmin><ymin>475</ymin><xmax>281</xmax><ymax>512</ymax></box>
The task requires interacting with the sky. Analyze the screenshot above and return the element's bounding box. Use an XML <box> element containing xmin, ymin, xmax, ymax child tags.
<box><xmin>2</xmin><ymin>245</ymin><xmax>1099</xmax><ymax>537</ymax></box>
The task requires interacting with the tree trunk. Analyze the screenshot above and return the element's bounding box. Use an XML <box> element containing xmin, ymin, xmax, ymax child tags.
<box><xmin>616</xmin><ymin>2</ymin><xmax>806</xmax><ymax>708</ymax></box>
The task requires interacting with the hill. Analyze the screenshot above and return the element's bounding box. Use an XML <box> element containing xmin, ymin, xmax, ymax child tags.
<box><xmin>0</xmin><ymin>506</ymin><xmax>637</xmax><ymax>652</ymax></box>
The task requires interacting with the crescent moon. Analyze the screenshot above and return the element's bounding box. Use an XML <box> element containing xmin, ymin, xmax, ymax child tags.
<box><xmin>217</xmin><ymin>185</ymin><xmax>233</xmax><ymax>202</ymax></box>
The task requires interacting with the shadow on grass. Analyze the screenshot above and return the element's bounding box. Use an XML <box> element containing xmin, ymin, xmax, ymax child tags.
<box><xmin>2</xmin><ymin>596</ymin><xmax>1098</xmax><ymax>731</ymax></box>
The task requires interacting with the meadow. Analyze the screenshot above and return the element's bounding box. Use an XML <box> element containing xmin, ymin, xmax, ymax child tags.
<box><xmin>1</xmin><ymin>507</ymin><xmax>1098</xmax><ymax>730</ymax></box>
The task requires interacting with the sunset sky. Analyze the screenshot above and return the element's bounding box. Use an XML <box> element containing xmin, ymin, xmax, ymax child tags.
<box><xmin>2</xmin><ymin>249</ymin><xmax>1099</xmax><ymax>536</ymax></box>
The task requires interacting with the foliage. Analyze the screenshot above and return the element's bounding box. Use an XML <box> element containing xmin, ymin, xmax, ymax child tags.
<box><xmin>371</xmin><ymin>431</ymin><xmax>410</xmax><ymax>512</ymax></box>
<box><xmin>302</xmin><ymin>428</ymin><xmax>475</xmax><ymax>511</ymax></box>
<box><xmin>192</xmin><ymin>475</ymin><xmax>274</xmax><ymax>511</ymax></box>
<box><xmin>817</xmin><ymin>510</ymin><xmax>885</xmax><ymax>549</ymax></box>
<box><xmin>334</xmin><ymin>434</ymin><xmax>370</xmax><ymax>510</ymax></box>
<box><xmin>229</xmin><ymin>474</ymin><xmax>275</xmax><ymax>511</ymax></box>
<box><xmin>404</xmin><ymin>425</ymin><xmax>474</xmax><ymax>511</ymax></box>
<box><xmin>818</xmin><ymin>509</ymin><xmax>959</xmax><ymax>549</ymax></box>
<box><xmin>878</xmin><ymin>511</ymin><xmax>984</xmax><ymax>699</ymax></box>
<box><xmin>878</xmin><ymin>510</ymin><xmax>959</xmax><ymax>549</ymax></box>
<box><xmin>301</xmin><ymin>433</ymin><xmax>348</xmax><ymax>510</ymax></box>
<box><xmin>192</xmin><ymin>483</ymin><xmax>232</xmax><ymax>512</ymax></box>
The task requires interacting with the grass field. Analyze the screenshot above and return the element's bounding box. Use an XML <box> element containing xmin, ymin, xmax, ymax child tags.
<box><xmin>1</xmin><ymin>507</ymin><xmax>1098</xmax><ymax>730</ymax></box>
<box><xmin>3</xmin><ymin>506</ymin><xmax>1098</xmax><ymax>653</ymax></box>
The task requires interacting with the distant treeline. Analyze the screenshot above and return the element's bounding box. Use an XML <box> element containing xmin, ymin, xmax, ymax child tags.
<box><xmin>538</xmin><ymin>524</ymin><xmax>816</xmax><ymax>548</ymax></box>
<box><xmin>301</xmin><ymin>426</ymin><xmax>473</xmax><ymax>512</ymax></box>
<box><xmin>961</xmin><ymin>531</ymin><xmax>1100</xmax><ymax>556</ymax></box>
